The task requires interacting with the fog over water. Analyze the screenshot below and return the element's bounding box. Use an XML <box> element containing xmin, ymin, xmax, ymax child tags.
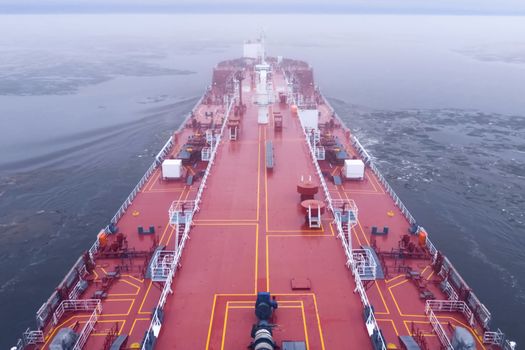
<box><xmin>0</xmin><ymin>14</ymin><xmax>524</xmax><ymax>346</ymax></box>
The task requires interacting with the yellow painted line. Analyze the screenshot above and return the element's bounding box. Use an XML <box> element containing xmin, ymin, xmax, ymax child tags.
<box><xmin>369</xmin><ymin>171</ymin><xmax>386</xmax><ymax>194</ymax></box>
<box><xmin>387</xmin><ymin>280</ymin><xmax>408</xmax><ymax>316</ymax></box>
<box><xmin>376</xmin><ymin>318</ymin><xmax>399</xmax><ymax>336</ymax></box>
<box><xmin>426</xmin><ymin>271</ymin><xmax>435</xmax><ymax>281</ymax></box>
<box><xmin>145</xmin><ymin>168</ymin><xmax>160</xmax><ymax>192</ymax></box>
<box><xmin>266</xmin><ymin>235</ymin><xmax>270</xmax><ymax>292</ymax></box>
<box><xmin>352</xmin><ymin>226</ymin><xmax>363</xmax><ymax>247</ymax></box>
<box><xmin>220</xmin><ymin>303</ymin><xmax>230</xmax><ymax>350</ymax></box>
<box><xmin>162</xmin><ymin>226</ymin><xmax>176</xmax><ymax>247</ymax></box>
<box><xmin>129</xmin><ymin>317</ymin><xmax>150</xmax><ymax>336</ymax></box>
<box><xmin>102</xmin><ymin>298</ymin><xmax>135</xmax><ymax>316</ymax></box>
<box><xmin>357</xmin><ymin>219</ymin><xmax>371</xmax><ymax>246</ymax></box>
<box><xmin>312</xmin><ymin>294</ymin><xmax>326</xmax><ymax>350</ymax></box>
<box><xmin>386</xmin><ymin>274</ymin><xmax>404</xmax><ymax>284</ymax></box>
<box><xmin>266</xmin><ymin>227</ymin><xmax>325</xmax><ymax>233</ymax></box>
<box><xmin>375</xmin><ymin>282</ymin><xmax>390</xmax><ymax>315</ymax></box>
<box><xmin>42</xmin><ymin>315</ymin><xmax>80</xmax><ymax>347</ymax></box>
<box><xmin>123</xmin><ymin>274</ymin><xmax>144</xmax><ymax>283</ymax></box>
<box><xmin>300</xmin><ymin>301</ymin><xmax>310</xmax><ymax>350</ymax></box>
<box><xmin>344</xmin><ymin>190</ymin><xmax>384</xmax><ymax>195</ymax></box>
<box><xmin>138</xmin><ymin>280</ymin><xmax>153</xmax><ymax>314</ymax></box>
<box><xmin>329</xmin><ymin>222</ymin><xmax>336</xmax><ymax>237</ymax></box>
<box><xmin>120</xmin><ymin>278</ymin><xmax>141</xmax><ymax>291</ymax></box>
<box><xmin>366</xmin><ymin>172</ymin><xmax>379</xmax><ymax>193</ymax></box>
<box><xmin>389</xmin><ymin>278</ymin><xmax>409</xmax><ymax>290</ymax></box>
<box><xmin>255</xmin><ymin>224</ymin><xmax>259</xmax><ymax>294</ymax></box>
<box><xmin>205</xmin><ymin>294</ymin><xmax>218</xmax><ymax>350</ymax></box>
<box><xmin>144</xmin><ymin>189</ymin><xmax>186</xmax><ymax>193</ymax></box>
<box><xmin>257</xmin><ymin>127</ymin><xmax>261</xmax><ymax>221</ymax></box>
<box><xmin>264</xmin><ymin>126</ymin><xmax>269</xmax><ymax>232</ymax></box>
<box><xmin>157</xmin><ymin>221</ymin><xmax>172</xmax><ymax>246</ymax></box>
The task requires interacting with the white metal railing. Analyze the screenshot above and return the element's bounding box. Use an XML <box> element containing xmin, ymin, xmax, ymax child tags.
<box><xmin>483</xmin><ymin>329</ymin><xmax>517</xmax><ymax>349</ymax></box>
<box><xmin>352</xmin><ymin>249</ymin><xmax>377</xmax><ymax>280</ymax></box>
<box><xmin>52</xmin><ymin>299</ymin><xmax>101</xmax><ymax>326</ymax></box>
<box><xmin>201</xmin><ymin>147</ymin><xmax>211</xmax><ymax>161</ymax></box>
<box><xmin>439</xmin><ymin>278</ymin><xmax>459</xmax><ymax>301</ymax></box>
<box><xmin>14</xmin><ymin>95</ymin><xmax>214</xmax><ymax>350</ymax></box>
<box><xmin>169</xmin><ymin>200</ymin><xmax>196</xmax><ymax>226</ymax></box>
<box><xmin>425</xmin><ymin>303</ymin><xmax>454</xmax><ymax>350</ymax></box>
<box><xmin>68</xmin><ymin>279</ymin><xmax>85</xmax><ymax>300</ymax></box>
<box><xmin>426</xmin><ymin>300</ymin><xmax>474</xmax><ymax>326</ymax></box>
<box><xmin>367</xmin><ymin>161</ymin><xmax>416</xmax><ymax>225</ymax></box>
<box><xmin>150</xmin><ymin>250</ymin><xmax>176</xmax><ymax>282</ymax></box>
<box><xmin>293</xmin><ymin>71</ymin><xmax>517</xmax><ymax>350</ymax></box>
<box><xmin>15</xmin><ymin>329</ymin><xmax>44</xmax><ymax>348</ymax></box>
<box><xmin>72</xmin><ymin>300</ymin><xmax>102</xmax><ymax>350</ymax></box>
<box><xmin>140</xmin><ymin>97</ymin><xmax>235</xmax><ymax>350</ymax></box>
<box><xmin>285</xmin><ymin>80</ymin><xmax>387</xmax><ymax>350</ymax></box>
<box><xmin>315</xmin><ymin>146</ymin><xmax>325</xmax><ymax>160</ymax></box>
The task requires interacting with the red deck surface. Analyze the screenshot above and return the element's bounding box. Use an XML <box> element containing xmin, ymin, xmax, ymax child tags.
<box><xmin>33</xmin><ymin>60</ymin><xmax>497</xmax><ymax>350</ymax></box>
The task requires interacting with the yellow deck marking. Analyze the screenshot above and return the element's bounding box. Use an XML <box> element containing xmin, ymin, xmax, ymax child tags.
<box><xmin>120</xmin><ymin>278</ymin><xmax>141</xmax><ymax>291</ymax></box>
<box><xmin>356</xmin><ymin>220</ymin><xmax>371</xmax><ymax>246</ymax></box>
<box><xmin>300</xmin><ymin>301</ymin><xmax>311</xmax><ymax>350</ymax></box>
<box><xmin>375</xmin><ymin>281</ymin><xmax>391</xmax><ymax>315</ymax></box>
<box><xmin>138</xmin><ymin>280</ymin><xmax>153</xmax><ymax>314</ymax></box>
<box><xmin>145</xmin><ymin>169</ymin><xmax>160</xmax><ymax>192</ymax></box>
<box><xmin>102</xmin><ymin>298</ymin><xmax>135</xmax><ymax>316</ymax></box>
<box><xmin>255</xmin><ymin>224</ymin><xmax>259</xmax><ymax>294</ymax></box>
<box><xmin>352</xmin><ymin>226</ymin><xmax>363</xmax><ymax>247</ymax></box>
<box><xmin>257</xmin><ymin>127</ymin><xmax>261</xmax><ymax>221</ymax></box>
<box><xmin>366</xmin><ymin>172</ymin><xmax>379</xmax><ymax>193</ymax></box>
<box><xmin>385</xmin><ymin>274</ymin><xmax>404</xmax><ymax>284</ymax></box>
<box><xmin>376</xmin><ymin>318</ymin><xmax>399</xmax><ymax>336</ymax></box>
<box><xmin>264</xmin><ymin>126</ymin><xmax>269</xmax><ymax>232</ymax></box>
<box><xmin>312</xmin><ymin>294</ymin><xmax>326</xmax><ymax>350</ymax></box>
<box><xmin>205</xmin><ymin>295</ymin><xmax>218</xmax><ymax>350</ymax></box>
<box><xmin>124</xmin><ymin>274</ymin><xmax>144</xmax><ymax>283</ymax></box>
<box><xmin>129</xmin><ymin>317</ymin><xmax>151</xmax><ymax>336</ymax></box>
<box><xmin>266</xmin><ymin>235</ymin><xmax>270</xmax><ymax>291</ymax></box>
<box><xmin>220</xmin><ymin>303</ymin><xmax>229</xmax><ymax>350</ymax></box>
<box><xmin>426</xmin><ymin>271</ymin><xmax>435</xmax><ymax>280</ymax></box>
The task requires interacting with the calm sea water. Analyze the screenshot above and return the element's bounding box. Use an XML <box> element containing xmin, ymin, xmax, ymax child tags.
<box><xmin>0</xmin><ymin>14</ymin><xmax>524</xmax><ymax>346</ymax></box>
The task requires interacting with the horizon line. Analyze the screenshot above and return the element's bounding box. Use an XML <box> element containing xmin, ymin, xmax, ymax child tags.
<box><xmin>1</xmin><ymin>4</ymin><xmax>524</xmax><ymax>16</ymax></box>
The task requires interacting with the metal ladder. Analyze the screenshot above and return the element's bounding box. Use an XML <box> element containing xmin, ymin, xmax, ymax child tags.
<box><xmin>229</xmin><ymin>126</ymin><xmax>237</xmax><ymax>141</ymax></box>
<box><xmin>308</xmin><ymin>204</ymin><xmax>321</xmax><ymax>228</ymax></box>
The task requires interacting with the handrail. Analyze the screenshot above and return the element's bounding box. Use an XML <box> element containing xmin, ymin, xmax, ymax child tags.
<box><xmin>425</xmin><ymin>303</ymin><xmax>454</xmax><ymax>350</ymax></box>
<box><xmin>13</xmin><ymin>93</ymin><xmax>211</xmax><ymax>350</ymax></box>
<box><xmin>72</xmin><ymin>300</ymin><xmax>102</xmax><ymax>350</ymax></box>
<box><xmin>141</xmin><ymin>96</ymin><xmax>235</xmax><ymax>350</ymax></box>
<box><xmin>320</xmin><ymin>93</ymin><xmax>516</xmax><ymax>349</ymax></box>
<box><xmin>285</xmin><ymin>73</ymin><xmax>387</xmax><ymax>350</ymax></box>
<box><xmin>88</xmin><ymin>93</ymin><xmax>208</xmax><ymax>260</ymax></box>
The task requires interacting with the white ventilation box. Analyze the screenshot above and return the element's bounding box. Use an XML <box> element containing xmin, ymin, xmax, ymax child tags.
<box><xmin>298</xmin><ymin>109</ymin><xmax>319</xmax><ymax>130</ymax></box>
<box><xmin>343</xmin><ymin>159</ymin><xmax>365</xmax><ymax>180</ymax></box>
<box><xmin>162</xmin><ymin>159</ymin><xmax>183</xmax><ymax>179</ymax></box>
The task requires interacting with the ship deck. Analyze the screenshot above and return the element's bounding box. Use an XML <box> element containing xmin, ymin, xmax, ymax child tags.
<box><xmin>32</xmin><ymin>67</ymin><xmax>497</xmax><ymax>350</ymax></box>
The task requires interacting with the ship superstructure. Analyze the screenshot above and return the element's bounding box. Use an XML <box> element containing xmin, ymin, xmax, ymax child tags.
<box><xmin>13</xmin><ymin>39</ymin><xmax>515</xmax><ymax>350</ymax></box>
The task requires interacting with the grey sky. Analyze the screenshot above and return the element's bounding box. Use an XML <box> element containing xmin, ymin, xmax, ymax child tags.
<box><xmin>1</xmin><ymin>0</ymin><xmax>524</xmax><ymax>14</ymax></box>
